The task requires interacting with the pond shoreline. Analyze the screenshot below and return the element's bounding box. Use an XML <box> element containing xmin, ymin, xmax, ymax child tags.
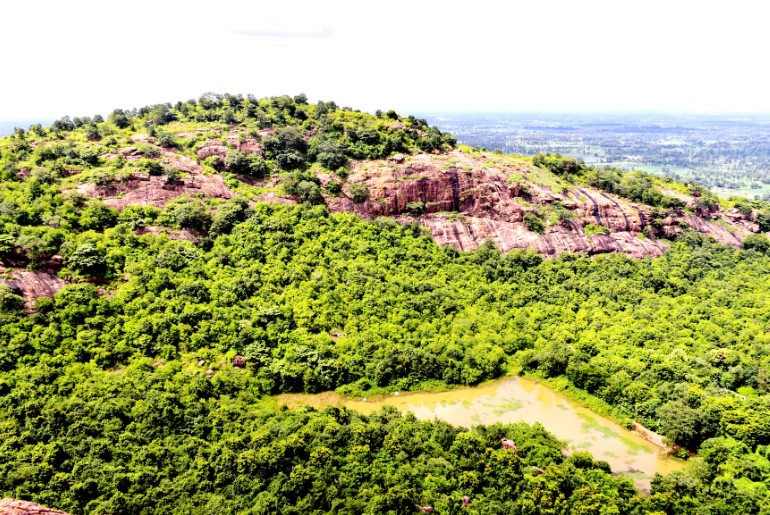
<box><xmin>276</xmin><ymin>375</ymin><xmax>687</xmax><ymax>492</ymax></box>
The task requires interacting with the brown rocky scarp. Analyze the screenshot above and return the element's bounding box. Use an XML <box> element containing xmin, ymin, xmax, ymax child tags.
<box><xmin>196</xmin><ymin>139</ymin><xmax>228</xmax><ymax>161</ymax></box>
<box><xmin>76</xmin><ymin>149</ymin><xmax>233</xmax><ymax>209</ymax></box>
<box><xmin>0</xmin><ymin>499</ymin><xmax>69</xmax><ymax>515</ymax></box>
<box><xmin>196</xmin><ymin>135</ymin><xmax>264</xmax><ymax>162</ymax></box>
<box><xmin>323</xmin><ymin>150</ymin><xmax>752</xmax><ymax>259</ymax></box>
<box><xmin>325</xmin><ymin>152</ymin><xmax>526</xmax><ymax>221</ymax></box>
<box><xmin>414</xmin><ymin>215</ymin><xmax>670</xmax><ymax>258</ymax></box>
<box><xmin>0</xmin><ymin>265</ymin><xmax>66</xmax><ymax>307</ymax></box>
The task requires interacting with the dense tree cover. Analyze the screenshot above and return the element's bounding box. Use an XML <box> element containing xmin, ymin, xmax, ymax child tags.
<box><xmin>1</xmin><ymin>202</ymin><xmax>770</xmax><ymax>509</ymax></box>
<box><xmin>0</xmin><ymin>356</ymin><xmax>646</xmax><ymax>514</ymax></box>
<box><xmin>3</xmin><ymin>96</ymin><xmax>770</xmax><ymax>512</ymax></box>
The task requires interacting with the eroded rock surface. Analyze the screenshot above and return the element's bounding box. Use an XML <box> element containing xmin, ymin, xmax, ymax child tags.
<box><xmin>0</xmin><ymin>265</ymin><xmax>65</xmax><ymax>306</ymax></box>
<box><xmin>78</xmin><ymin>149</ymin><xmax>232</xmax><ymax>209</ymax></box>
<box><xmin>0</xmin><ymin>499</ymin><xmax>69</xmax><ymax>515</ymax></box>
<box><xmin>324</xmin><ymin>150</ymin><xmax>750</xmax><ymax>258</ymax></box>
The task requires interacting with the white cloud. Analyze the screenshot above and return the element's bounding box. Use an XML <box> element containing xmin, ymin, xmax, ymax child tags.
<box><xmin>1</xmin><ymin>0</ymin><xmax>768</xmax><ymax>120</ymax></box>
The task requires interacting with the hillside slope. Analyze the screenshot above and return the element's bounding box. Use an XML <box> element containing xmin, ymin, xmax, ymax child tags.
<box><xmin>4</xmin><ymin>95</ymin><xmax>770</xmax><ymax>513</ymax></box>
<box><xmin>0</xmin><ymin>95</ymin><xmax>765</xmax><ymax>305</ymax></box>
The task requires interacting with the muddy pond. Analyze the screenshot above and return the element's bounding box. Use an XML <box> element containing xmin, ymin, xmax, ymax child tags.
<box><xmin>276</xmin><ymin>376</ymin><xmax>687</xmax><ymax>491</ymax></box>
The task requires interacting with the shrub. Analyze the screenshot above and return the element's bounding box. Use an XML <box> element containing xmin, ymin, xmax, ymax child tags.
<box><xmin>523</xmin><ymin>212</ymin><xmax>545</xmax><ymax>234</ymax></box>
<box><xmin>405</xmin><ymin>201</ymin><xmax>425</xmax><ymax>216</ymax></box>
<box><xmin>155</xmin><ymin>131</ymin><xmax>178</xmax><ymax>149</ymax></box>
<box><xmin>326</xmin><ymin>180</ymin><xmax>341</xmax><ymax>195</ymax></box>
<box><xmin>348</xmin><ymin>183</ymin><xmax>369</xmax><ymax>203</ymax></box>
<box><xmin>584</xmin><ymin>223</ymin><xmax>609</xmax><ymax>236</ymax></box>
<box><xmin>734</xmin><ymin>200</ymin><xmax>753</xmax><ymax>216</ymax></box>
<box><xmin>743</xmin><ymin>234</ymin><xmax>770</xmax><ymax>254</ymax></box>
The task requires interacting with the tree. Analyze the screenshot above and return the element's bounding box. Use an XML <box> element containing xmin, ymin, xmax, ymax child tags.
<box><xmin>84</xmin><ymin>124</ymin><xmax>101</xmax><ymax>141</ymax></box>
<box><xmin>743</xmin><ymin>234</ymin><xmax>770</xmax><ymax>254</ymax></box>
<box><xmin>210</xmin><ymin>198</ymin><xmax>249</xmax><ymax>236</ymax></box>
<box><xmin>79</xmin><ymin>201</ymin><xmax>118</xmax><ymax>231</ymax></box>
<box><xmin>0</xmin><ymin>234</ymin><xmax>14</xmax><ymax>258</ymax></box>
<box><xmin>311</xmin><ymin>140</ymin><xmax>348</xmax><ymax>169</ymax></box>
<box><xmin>756</xmin><ymin>210</ymin><xmax>770</xmax><ymax>232</ymax></box>
<box><xmin>224</xmin><ymin>150</ymin><xmax>267</xmax><ymax>177</ymax></box>
<box><xmin>171</xmin><ymin>201</ymin><xmax>212</xmax><ymax>232</ymax></box>
<box><xmin>67</xmin><ymin>243</ymin><xmax>107</xmax><ymax>276</ymax></box>
<box><xmin>295</xmin><ymin>181</ymin><xmax>323</xmax><ymax>203</ymax></box>
<box><xmin>109</xmin><ymin>109</ymin><xmax>131</xmax><ymax>129</ymax></box>
<box><xmin>264</xmin><ymin>127</ymin><xmax>308</xmax><ymax>170</ymax></box>
<box><xmin>0</xmin><ymin>284</ymin><xmax>24</xmax><ymax>312</ymax></box>
<box><xmin>15</xmin><ymin>233</ymin><xmax>51</xmax><ymax>266</ymax></box>
<box><xmin>657</xmin><ymin>400</ymin><xmax>702</xmax><ymax>448</ymax></box>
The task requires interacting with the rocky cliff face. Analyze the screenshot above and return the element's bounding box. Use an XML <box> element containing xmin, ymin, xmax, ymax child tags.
<box><xmin>323</xmin><ymin>150</ymin><xmax>750</xmax><ymax>259</ymax></box>
<box><xmin>77</xmin><ymin>143</ymin><xmax>752</xmax><ymax>260</ymax></box>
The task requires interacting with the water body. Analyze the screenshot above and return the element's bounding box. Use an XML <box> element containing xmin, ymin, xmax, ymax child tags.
<box><xmin>277</xmin><ymin>376</ymin><xmax>686</xmax><ymax>491</ymax></box>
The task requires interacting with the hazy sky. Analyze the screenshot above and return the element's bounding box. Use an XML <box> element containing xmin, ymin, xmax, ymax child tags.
<box><xmin>1</xmin><ymin>0</ymin><xmax>768</xmax><ymax>120</ymax></box>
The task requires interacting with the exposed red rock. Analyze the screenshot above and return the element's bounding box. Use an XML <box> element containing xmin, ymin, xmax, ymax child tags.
<box><xmin>196</xmin><ymin>139</ymin><xmax>228</xmax><ymax>161</ymax></box>
<box><xmin>225</xmin><ymin>134</ymin><xmax>263</xmax><ymax>156</ymax></box>
<box><xmin>0</xmin><ymin>499</ymin><xmax>69</xmax><ymax>515</ymax></box>
<box><xmin>197</xmin><ymin>135</ymin><xmax>264</xmax><ymax>163</ymax></box>
<box><xmin>76</xmin><ymin>149</ymin><xmax>233</xmax><ymax>209</ymax></box>
<box><xmin>78</xmin><ymin>145</ymin><xmax>753</xmax><ymax>259</ymax></box>
<box><xmin>0</xmin><ymin>265</ymin><xmax>66</xmax><ymax>307</ymax></box>
<box><xmin>322</xmin><ymin>150</ymin><xmax>750</xmax><ymax>259</ymax></box>
<box><xmin>413</xmin><ymin>214</ymin><xmax>671</xmax><ymax>258</ymax></box>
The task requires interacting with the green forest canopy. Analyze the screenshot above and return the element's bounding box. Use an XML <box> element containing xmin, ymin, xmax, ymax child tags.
<box><xmin>2</xmin><ymin>94</ymin><xmax>770</xmax><ymax>513</ymax></box>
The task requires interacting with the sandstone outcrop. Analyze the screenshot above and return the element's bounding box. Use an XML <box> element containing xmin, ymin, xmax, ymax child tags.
<box><xmin>196</xmin><ymin>135</ymin><xmax>264</xmax><ymax>162</ymax></box>
<box><xmin>78</xmin><ymin>149</ymin><xmax>233</xmax><ymax>209</ymax></box>
<box><xmin>0</xmin><ymin>499</ymin><xmax>69</xmax><ymax>515</ymax></box>
<box><xmin>0</xmin><ymin>265</ymin><xmax>66</xmax><ymax>307</ymax></box>
<box><xmin>323</xmin><ymin>150</ymin><xmax>750</xmax><ymax>259</ymax></box>
<box><xmin>196</xmin><ymin>139</ymin><xmax>229</xmax><ymax>161</ymax></box>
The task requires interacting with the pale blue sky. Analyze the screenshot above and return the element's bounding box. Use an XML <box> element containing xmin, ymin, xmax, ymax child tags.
<box><xmin>1</xmin><ymin>0</ymin><xmax>768</xmax><ymax>120</ymax></box>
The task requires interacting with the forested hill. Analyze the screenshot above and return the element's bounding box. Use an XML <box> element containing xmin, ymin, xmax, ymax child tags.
<box><xmin>2</xmin><ymin>95</ymin><xmax>770</xmax><ymax>513</ymax></box>
<box><xmin>2</xmin><ymin>93</ymin><xmax>768</xmax><ymax>271</ymax></box>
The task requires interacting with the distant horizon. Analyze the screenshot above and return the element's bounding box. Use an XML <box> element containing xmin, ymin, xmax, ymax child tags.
<box><xmin>5</xmin><ymin>106</ymin><xmax>770</xmax><ymax>129</ymax></box>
